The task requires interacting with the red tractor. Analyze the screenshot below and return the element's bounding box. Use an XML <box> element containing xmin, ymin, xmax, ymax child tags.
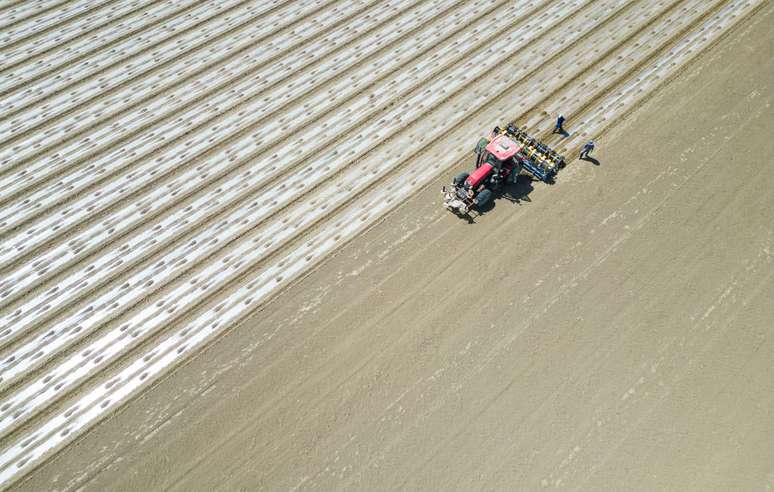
<box><xmin>442</xmin><ymin>123</ymin><xmax>564</xmax><ymax>215</ymax></box>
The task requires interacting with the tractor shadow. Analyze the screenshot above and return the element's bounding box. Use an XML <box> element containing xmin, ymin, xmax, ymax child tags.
<box><xmin>451</xmin><ymin>175</ymin><xmax>535</xmax><ymax>224</ymax></box>
<box><xmin>475</xmin><ymin>175</ymin><xmax>535</xmax><ymax>217</ymax></box>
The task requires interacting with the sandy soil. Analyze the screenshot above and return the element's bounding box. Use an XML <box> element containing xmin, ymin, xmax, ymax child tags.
<box><xmin>15</xmin><ymin>3</ymin><xmax>774</xmax><ymax>490</ymax></box>
<box><xmin>5</xmin><ymin>0</ymin><xmax>773</xmax><ymax>483</ymax></box>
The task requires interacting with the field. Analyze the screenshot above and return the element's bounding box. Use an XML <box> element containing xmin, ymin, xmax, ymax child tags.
<box><xmin>0</xmin><ymin>0</ymin><xmax>772</xmax><ymax>489</ymax></box>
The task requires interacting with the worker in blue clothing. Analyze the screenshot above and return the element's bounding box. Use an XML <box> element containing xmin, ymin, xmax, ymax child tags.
<box><xmin>580</xmin><ymin>140</ymin><xmax>595</xmax><ymax>160</ymax></box>
<box><xmin>553</xmin><ymin>114</ymin><xmax>565</xmax><ymax>134</ymax></box>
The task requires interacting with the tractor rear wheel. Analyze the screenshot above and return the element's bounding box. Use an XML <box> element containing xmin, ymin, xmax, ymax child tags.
<box><xmin>476</xmin><ymin>189</ymin><xmax>493</xmax><ymax>209</ymax></box>
<box><xmin>453</xmin><ymin>172</ymin><xmax>469</xmax><ymax>186</ymax></box>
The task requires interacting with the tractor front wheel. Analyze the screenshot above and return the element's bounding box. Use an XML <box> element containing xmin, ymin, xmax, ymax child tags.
<box><xmin>476</xmin><ymin>189</ymin><xmax>493</xmax><ymax>209</ymax></box>
<box><xmin>453</xmin><ymin>172</ymin><xmax>469</xmax><ymax>186</ymax></box>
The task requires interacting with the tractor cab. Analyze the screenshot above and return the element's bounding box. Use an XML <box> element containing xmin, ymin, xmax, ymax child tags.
<box><xmin>475</xmin><ymin>133</ymin><xmax>524</xmax><ymax>173</ymax></box>
<box><xmin>484</xmin><ymin>133</ymin><xmax>522</xmax><ymax>165</ymax></box>
<box><xmin>471</xmin><ymin>132</ymin><xmax>524</xmax><ymax>190</ymax></box>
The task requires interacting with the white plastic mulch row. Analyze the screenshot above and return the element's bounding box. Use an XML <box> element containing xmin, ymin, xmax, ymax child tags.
<box><xmin>0</xmin><ymin>1</ymin><xmax>760</xmax><ymax>483</ymax></box>
<box><xmin>0</xmin><ymin>0</ymin><xmax>120</xmax><ymax>49</ymax></box>
<box><xmin>0</xmin><ymin>0</ymin><xmax>167</xmax><ymax>72</ymax></box>
<box><xmin>558</xmin><ymin>0</ymin><xmax>761</xmax><ymax>153</ymax></box>
<box><xmin>0</xmin><ymin>0</ymin><xmax>63</xmax><ymax>32</ymax></box>
<box><xmin>523</xmin><ymin>0</ymin><xmax>725</xmax><ymax>136</ymax></box>
<box><xmin>0</xmin><ymin>0</ymin><xmax>298</xmax><ymax>136</ymax></box>
<box><xmin>0</xmin><ymin>0</ymin><xmax>570</xmax><ymax>382</ymax></box>
<box><xmin>0</xmin><ymin>0</ymin><xmax>479</xmax><ymax>272</ymax></box>
<box><xmin>0</xmin><ymin>0</ymin><xmax>485</xmax><ymax>387</ymax></box>
<box><xmin>1</xmin><ymin>0</ymin><xmax>195</xmax><ymax>85</ymax></box>
<box><xmin>516</xmin><ymin>0</ymin><xmax>714</xmax><ymax>134</ymax></box>
<box><xmin>0</xmin><ymin>0</ymin><xmax>417</xmax><ymax>221</ymax></box>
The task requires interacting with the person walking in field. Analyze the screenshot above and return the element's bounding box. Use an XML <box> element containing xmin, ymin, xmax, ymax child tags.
<box><xmin>580</xmin><ymin>140</ymin><xmax>595</xmax><ymax>160</ymax></box>
<box><xmin>553</xmin><ymin>114</ymin><xmax>565</xmax><ymax>134</ymax></box>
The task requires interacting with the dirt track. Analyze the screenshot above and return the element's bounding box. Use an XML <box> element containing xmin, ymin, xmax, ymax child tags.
<box><xmin>0</xmin><ymin>0</ymin><xmax>772</xmax><ymax>488</ymax></box>
<box><xmin>9</xmin><ymin>2</ymin><xmax>773</xmax><ymax>489</ymax></box>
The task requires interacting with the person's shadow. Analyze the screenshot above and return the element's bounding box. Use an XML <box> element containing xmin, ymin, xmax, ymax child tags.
<box><xmin>580</xmin><ymin>156</ymin><xmax>600</xmax><ymax>166</ymax></box>
<box><xmin>553</xmin><ymin>128</ymin><xmax>570</xmax><ymax>137</ymax></box>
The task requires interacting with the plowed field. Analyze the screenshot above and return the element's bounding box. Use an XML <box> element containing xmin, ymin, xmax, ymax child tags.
<box><xmin>0</xmin><ymin>0</ymin><xmax>771</xmax><ymax>488</ymax></box>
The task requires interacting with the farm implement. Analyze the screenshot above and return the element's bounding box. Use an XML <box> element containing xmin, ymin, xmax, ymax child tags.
<box><xmin>442</xmin><ymin>123</ymin><xmax>564</xmax><ymax>215</ymax></box>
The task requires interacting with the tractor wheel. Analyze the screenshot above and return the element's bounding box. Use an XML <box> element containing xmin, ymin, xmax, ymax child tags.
<box><xmin>453</xmin><ymin>172</ymin><xmax>469</xmax><ymax>186</ymax></box>
<box><xmin>476</xmin><ymin>189</ymin><xmax>493</xmax><ymax>209</ymax></box>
